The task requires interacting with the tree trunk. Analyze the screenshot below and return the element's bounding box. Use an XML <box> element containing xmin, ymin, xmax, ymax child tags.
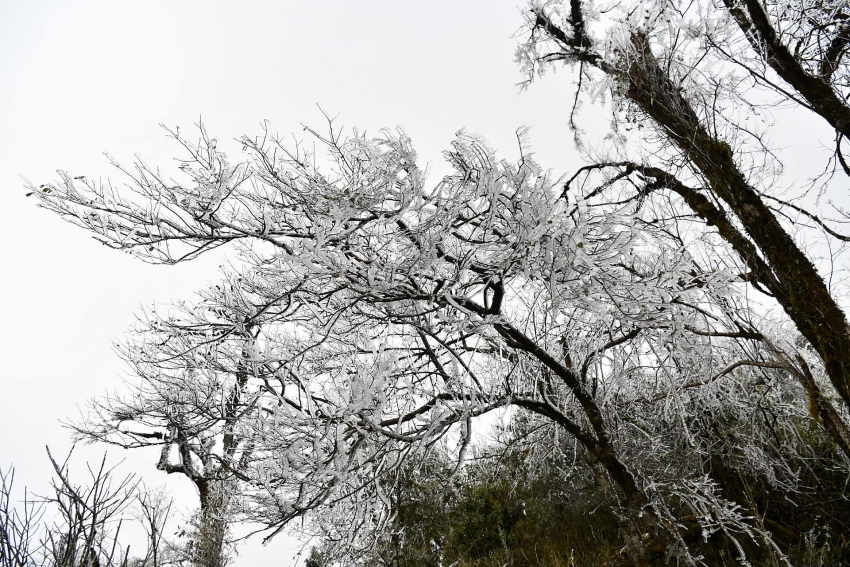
<box><xmin>625</xmin><ymin>32</ymin><xmax>850</xmax><ymax>414</ymax></box>
<box><xmin>190</xmin><ymin>480</ymin><xmax>229</xmax><ymax>567</ymax></box>
<box><xmin>584</xmin><ymin>445</ymin><xmax>671</xmax><ymax>567</ymax></box>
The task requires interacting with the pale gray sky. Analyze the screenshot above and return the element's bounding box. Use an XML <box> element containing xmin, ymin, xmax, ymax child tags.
<box><xmin>0</xmin><ymin>1</ymin><xmax>579</xmax><ymax>564</ymax></box>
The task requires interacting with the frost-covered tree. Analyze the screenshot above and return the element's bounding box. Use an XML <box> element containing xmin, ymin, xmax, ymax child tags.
<box><xmin>516</xmin><ymin>0</ymin><xmax>850</xmax><ymax>454</ymax></box>
<box><xmin>26</xmin><ymin>0</ymin><xmax>850</xmax><ymax>564</ymax></box>
<box><xmin>30</xmin><ymin>120</ymin><xmax>839</xmax><ymax>565</ymax></box>
<box><xmin>71</xmin><ymin>297</ymin><xmax>247</xmax><ymax>567</ymax></box>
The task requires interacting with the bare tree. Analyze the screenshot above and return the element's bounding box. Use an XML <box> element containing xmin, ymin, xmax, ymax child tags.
<box><xmin>0</xmin><ymin>467</ymin><xmax>42</xmax><ymax>567</ymax></box>
<box><xmin>39</xmin><ymin>448</ymin><xmax>144</xmax><ymax>567</ymax></box>
<box><xmin>131</xmin><ymin>489</ymin><xmax>174</xmax><ymax>567</ymax></box>
<box><xmin>0</xmin><ymin>449</ymin><xmax>184</xmax><ymax>567</ymax></box>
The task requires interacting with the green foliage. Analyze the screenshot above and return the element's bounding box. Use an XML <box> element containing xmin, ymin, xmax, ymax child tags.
<box><xmin>308</xmin><ymin>425</ymin><xmax>625</xmax><ymax>566</ymax></box>
<box><xmin>306</xmin><ymin>405</ymin><xmax>850</xmax><ymax>567</ymax></box>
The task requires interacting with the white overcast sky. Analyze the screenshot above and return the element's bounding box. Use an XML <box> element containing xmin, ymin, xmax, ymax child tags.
<box><xmin>0</xmin><ymin>1</ymin><xmax>582</xmax><ymax>564</ymax></box>
<box><xmin>0</xmin><ymin>1</ymin><xmax>834</xmax><ymax>565</ymax></box>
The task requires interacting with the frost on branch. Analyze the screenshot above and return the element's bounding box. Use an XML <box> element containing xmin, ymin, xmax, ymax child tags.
<box><xmin>21</xmin><ymin>0</ymin><xmax>850</xmax><ymax>561</ymax></box>
<box><xmin>33</xmin><ymin>118</ymin><xmax>849</xmax><ymax>565</ymax></box>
